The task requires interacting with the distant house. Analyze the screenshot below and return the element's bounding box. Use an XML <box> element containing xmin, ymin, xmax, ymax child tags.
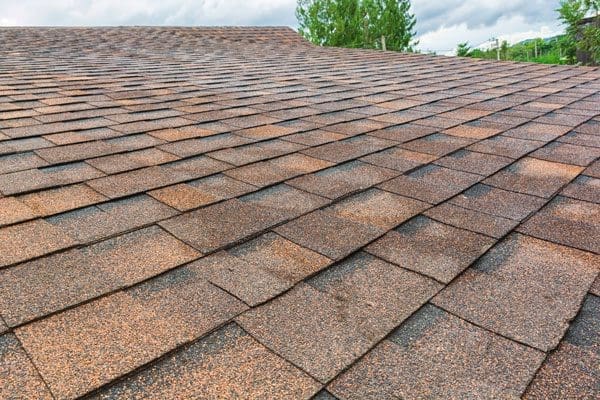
<box><xmin>577</xmin><ymin>15</ymin><xmax>599</xmax><ymax>65</ymax></box>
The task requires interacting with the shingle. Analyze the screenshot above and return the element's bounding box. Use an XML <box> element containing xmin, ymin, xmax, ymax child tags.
<box><xmin>16</xmin><ymin>269</ymin><xmax>246</xmax><ymax>399</ymax></box>
<box><xmin>46</xmin><ymin>194</ymin><xmax>177</xmax><ymax>243</ymax></box>
<box><xmin>0</xmin><ymin>225</ymin><xmax>200</xmax><ymax>326</ymax></box>
<box><xmin>34</xmin><ymin>140</ymin><xmax>116</xmax><ymax>164</ymax></box>
<box><xmin>282</xmin><ymin>129</ymin><xmax>345</xmax><ymax>146</ymax></box>
<box><xmin>433</xmin><ymin>234</ymin><xmax>599</xmax><ymax>351</ymax></box>
<box><xmin>160</xmin><ymin>198</ymin><xmax>280</xmax><ymax>253</ymax></box>
<box><xmin>400</xmin><ymin>133</ymin><xmax>475</xmax><ymax>156</ymax></box>
<box><xmin>91</xmin><ymin>324</ymin><xmax>321</xmax><ymax>400</ymax></box>
<box><xmin>379</xmin><ymin>164</ymin><xmax>481</xmax><ymax>204</ymax></box>
<box><xmin>468</xmin><ymin>135</ymin><xmax>543</xmax><ymax>158</ymax></box>
<box><xmin>557</xmin><ymin>131</ymin><xmax>600</xmax><ymax>148</ymax></box>
<box><xmin>149</xmin><ymin>174</ymin><xmax>255</xmax><ymax>211</ymax></box>
<box><xmin>275</xmin><ymin>209</ymin><xmax>385</xmax><ymax>260</ymax></box>
<box><xmin>19</xmin><ymin>184</ymin><xmax>107</xmax><ymax>216</ymax></box>
<box><xmin>503</xmin><ymin>122</ymin><xmax>571</xmax><ymax>142</ymax></box>
<box><xmin>329</xmin><ymin>305</ymin><xmax>544</xmax><ymax>400</ymax></box>
<box><xmin>484</xmin><ymin>157</ymin><xmax>583</xmax><ymax>198</ymax></box>
<box><xmin>86</xmin><ymin>147</ymin><xmax>179</xmax><ymax>174</ymax></box>
<box><xmin>518</xmin><ymin>196</ymin><xmax>599</xmax><ymax>253</ymax></box>
<box><xmin>367</xmin><ymin>216</ymin><xmax>495</xmax><ymax>283</ymax></box>
<box><xmin>288</xmin><ymin>161</ymin><xmax>398</xmax><ymax>200</ymax></box>
<box><xmin>0</xmin><ymin>152</ymin><xmax>48</xmax><ymax>174</ymax></box>
<box><xmin>524</xmin><ymin>295</ymin><xmax>600</xmax><ymax>399</ymax></box>
<box><xmin>239</xmin><ymin>183</ymin><xmax>328</xmax><ymax>219</ymax></box>
<box><xmin>0</xmin><ymin>197</ymin><xmax>36</xmax><ymax>226</ymax></box>
<box><xmin>531</xmin><ymin>141</ymin><xmax>600</xmax><ymax>166</ymax></box>
<box><xmin>0</xmin><ymin>219</ymin><xmax>76</xmax><ymax>268</ymax></box>
<box><xmin>0</xmin><ymin>334</ymin><xmax>53</xmax><ymax>400</ymax></box>
<box><xmin>87</xmin><ymin>156</ymin><xmax>229</xmax><ymax>198</ymax></box>
<box><xmin>560</xmin><ymin>175</ymin><xmax>600</xmax><ymax>203</ymax></box>
<box><xmin>320</xmin><ymin>119</ymin><xmax>389</xmax><ymax>136</ymax></box>
<box><xmin>148</xmin><ymin>124</ymin><xmax>223</xmax><ymax>141</ymax></box>
<box><xmin>301</xmin><ymin>135</ymin><xmax>394</xmax><ymax>163</ymax></box>
<box><xmin>2</xmin><ymin>27</ymin><xmax>600</xmax><ymax>398</ymax></box>
<box><xmin>450</xmin><ymin>183</ymin><xmax>546</xmax><ymax>221</ymax></box>
<box><xmin>110</xmin><ymin>117</ymin><xmax>193</xmax><ymax>134</ymax></box>
<box><xmin>444</xmin><ymin>124</ymin><xmax>501</xmax><ymax>139</ymax></box>
<box><xmin>208</xmin><ymin>139</ymin><xmax>304</xmax><ymax>166</ymax></box>
<box><xmin>238</xmin><ymin>254</ymin><xmax>440</xmax><ymax>382</ymax></box>
<box><xmin>424</xmin><ymin>202</ymin><xmax>518</xmax><ymax>238</ymax></box>
<box><xmin>2</xmin><ymin>117</ymin><xmax>113</xmax><ymax>138</ymax></box>
<box><xmin>225</xmin><ymin>154</ymin><xmax>332</xmax><ymax>187</ymax></box>
<box><xmin>0</xmin><ymin>162</ymin><xmax>104</xmax><ymax>196</ymax></box>
<box><xmin>327</xmin><ymin>188</ymin><xmax>428</xmax><ymax>230</ymax></box>
<box><xmin>236</xmin><ymin>124</ymin><xmax>296</xmax><ymax>139</ymax></box>
<box><xmin>43</xmin><ymin>127</ymin><xmax>120</xmax><ymax>145</ymax></box>
<box><xmin>434</xmin><ymin>149</ymin><xmax>513</xmax><ymax>176</ymax></box>
<box><xmin>158</xmin><ymin>133</ymin><xmax>253</xmax><ymax>158</ymax></box>
<box><xmin>368</xmin><ymin>123</ymin><xmax>438</xmax><ymax>142</ymax></box>
<box><xmin>360</xmin><ymin>147</ymin><xmax>437</xmax><ymax>172</ymax></box>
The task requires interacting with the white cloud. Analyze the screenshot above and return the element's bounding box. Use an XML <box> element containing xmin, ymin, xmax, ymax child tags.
<box><xmin>0</xmin><ymin>0</ymin><xmax>566</xmax><ymax>54</ymax></box>
<box><xmin>417</xmin><ymin>15</ymin><xmax>564</xmax><ymax>55</ymax></box>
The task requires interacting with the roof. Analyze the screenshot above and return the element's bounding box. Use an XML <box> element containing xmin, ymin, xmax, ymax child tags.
<box><xmin>0</xmin><ymin>27</ymin><xmax>598</xmax><ymax>399</ymax></box>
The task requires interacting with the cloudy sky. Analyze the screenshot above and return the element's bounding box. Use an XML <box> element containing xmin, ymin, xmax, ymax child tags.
<box><xmin>0</xmin><ymin>0</ymin><xmax>564</xmax><ymax>54</ymax></box>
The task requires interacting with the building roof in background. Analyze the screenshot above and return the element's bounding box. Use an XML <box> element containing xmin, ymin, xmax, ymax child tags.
<box><xmin>0</xmin><ymin>27</ymin><xmax>598</xmax><ymax>399</ymax></box>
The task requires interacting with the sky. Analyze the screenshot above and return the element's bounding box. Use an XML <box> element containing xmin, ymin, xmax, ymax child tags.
<box><xmin>0</xmin><ymin>0</ymin><xmax>565</xmax><ymax>54</ymax></box>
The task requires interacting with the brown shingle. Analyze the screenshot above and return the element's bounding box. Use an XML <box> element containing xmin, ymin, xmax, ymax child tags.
<box><xmin>91</xmin><ymin>323</ymin><xmax>321</xmax><ymax>399</ymax></box>
<box><xmin>367</xmin><ymin>216</ymin><xmax>495</xmax><ymax>283</ymax></box>
<box><xmin>424</xmin><ymin>202</ymin><xmax>518</xmax><ymax>238</ymax></box>
<box><xmin>0</xmin><ymin>334</ymin><xmax>53</xmax><ymax>400</ymax></box>
<box><xmin>149</xmin><ymin>174</ymin><xmax>255</xmax><ymax>211</ymax></box>
<box><xmin>360</xmin><ymin>147</ymin><xmax>437</xmax><ymax>172</ymax></box>
<box><xmin>46</xmin><ymin>194</ymin><xmax>177</xmax><ymax>243</ymax></box>
<box><xmin>19</xmin><ymin>184</ymin><xmax>107</xmax><ymax>216</ymax></box>
<box><xmin>450</xmin><ymin>183</ymin><xmax>546</xmax><ymax>221</ymax></box>
<box><xmin>238</xmin><ymin>254</ymin><xmax>440</xmax><ymax>382</ymax></box>
<box><xmin>0</xmin><ymin>219</ymin><xmax>76</xmax><ymax>268</ymax></box>
<box><xmin>433</xmin><ymin>234</ymin><xmax>599</xmax><ymax>351</ymax></box>
<box><xmin>160</xmin><ymin>198</ymin><xmax>283</xmax><ymax>253</ymax></box>
<box><xmin>379</xmin><ymin>164</ymin><xmax>481</xmax><ymax>204</ymax></box>
<box><xmin>400</xmin><ymin>133</ymin><xmax>475</xmax><ymax>156</ymax></box>
<box><xmin>0</xmin><ymin>197</ymin><xmax>36</xmax><ymax>226</ymax></box>
<box><xmin>524</xmin><ymin>295</ymin><xmax>600</xmax><ymax>399</ymax></box>
<box><xmin>0</xmin><ymin>226</ymin><xmax>200</xmax><ymax>326</ymax></box>
<box><xmin>275</xmin><ymin>209</ymin><xmax>384</xmax><ymax>260</ymax></box>
<box><xmin>17</xmin><ymin>270</ymin><xmax>246</xmax><ymax>399</ymax></box>
<box><xmin>484</xmin><ymin>157</ymin><xmax>583</xmax><ymax>198</ymax></box>
<box><xmin>518</xmin><ymin>196</ymin><xmax>599</xmax><ymax>253</ymax></box>
<box><xmin>0</xmin><ymin>162</ymin><xmax>104</xmax><ymax>196</ymax></box>
<box><xmin>327</xmin><ymin>188</ymin><xmax>428</xmax><ymax>229</ymax></box>
<box><xmin>329</xmin><ymin>305</ymin><xmax>544</xmax><ymax>399</ymax></box>
<box><xmin>434</xmin><ymin>149</ymin><xmax>513</xmax><ymax>176</ymax></box>
<box><xmin>0</xmin><ymin>152</ymin><xmax>48</xmax><ymax>174</ymax></box>
<box><xmin>288</xmin><ymin>161</ymin><xmax>398</xmax><ymax>200</ymax></box>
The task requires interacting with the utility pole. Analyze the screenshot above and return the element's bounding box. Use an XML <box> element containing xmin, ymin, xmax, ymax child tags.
<box><xmin>534</xmin><ymin>41</ymin><xmax>538</xmax><ymax>58</ymax></box>
<box><xmin>496</xmin><ymin>38</ymin><xmax>500</xmax><ymax>61</ymax></box>
<box><xmin>381</xmin><ymin>35</ymin><xmax>386</xmax><ymax>51</ymax></box>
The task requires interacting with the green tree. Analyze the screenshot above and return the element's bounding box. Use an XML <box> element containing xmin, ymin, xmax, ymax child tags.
<box><xmin>500</xmin><ymin>40</ymin><xmax>509</xmax><ymax>59</ymax></box>
<box><xmin>456</xmin><ymin>42</ymin><xmax>472</xmax><ymax>56</ymax></box>
<box><xmin>557</xmin><ymin>0</ymin><xmax>600</xmax><ymax>64</ymax></box>
<box><xmin>296</xmin><ymin>0</ymin><xmax>417</xmax><ymax>51</ymax></box>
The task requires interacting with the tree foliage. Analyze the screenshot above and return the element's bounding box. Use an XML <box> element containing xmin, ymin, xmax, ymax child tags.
<box><xmin>296</xmin><ymin>0</ymin><xmax>417</xmax><ymax>51</ymax></box>
<box><xmin>456</xmin><ymin>42</ymin><xmax>472</xmax><ymax>57</ymax></box>
<box><xmin>557</xmin><ymin>0</ymin><xmax>600</xmax><ymax>64</ymax></box>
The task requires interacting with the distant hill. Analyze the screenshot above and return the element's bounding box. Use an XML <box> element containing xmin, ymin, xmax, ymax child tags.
<box><xmin>516</xmin><ymin>35</ymin><xmax>564</xmax><ymax>46</ymax></box>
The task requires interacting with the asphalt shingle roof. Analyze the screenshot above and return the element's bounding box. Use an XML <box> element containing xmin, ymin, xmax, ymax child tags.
<box><xmin>0</xmin><ymin>26</ymin><xmax>598</xmax><ymax>399</ymax></box>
